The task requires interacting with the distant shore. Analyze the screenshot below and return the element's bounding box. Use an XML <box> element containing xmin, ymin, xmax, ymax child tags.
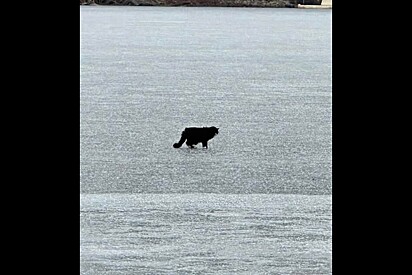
<box><xmin>80</xmin><ymin>0</ymin><xmax>332</xmax><ymax>8</ymax></box>
<box><xmin>299</xmin><ymin>0</ymin><xmax>331</xmax><ymax>8</ymax></box>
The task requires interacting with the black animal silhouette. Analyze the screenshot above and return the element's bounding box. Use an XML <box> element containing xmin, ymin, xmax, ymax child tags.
<box><xmin>173</xmin><ymin>126</ymin><xmax>219</xmax><ymax>148</ymax></box>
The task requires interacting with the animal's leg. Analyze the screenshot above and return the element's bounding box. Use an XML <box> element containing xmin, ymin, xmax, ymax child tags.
<box><xmin>202</xmin><ymin>141</ymin><xmax>208</xmax><ymax>148</ymax></box>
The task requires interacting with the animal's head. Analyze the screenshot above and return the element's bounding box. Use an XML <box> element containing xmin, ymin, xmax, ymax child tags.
<box><xmin>211</xmin><ymin>126</ymin><xmax>219</xmax><ymax>136</ymax></box>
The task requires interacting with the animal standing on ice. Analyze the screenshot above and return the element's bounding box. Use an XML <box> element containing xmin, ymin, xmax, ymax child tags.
<box><xmin>173</xmin><ymin>126</ymin><xmax>219</xmax><ymax>149</ymax></box>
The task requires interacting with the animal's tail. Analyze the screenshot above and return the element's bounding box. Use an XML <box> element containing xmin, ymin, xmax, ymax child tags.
<box><xmin>173</xmin><ymin>130</ymin><xmax>187</xmax><ymax>148</ymax></box>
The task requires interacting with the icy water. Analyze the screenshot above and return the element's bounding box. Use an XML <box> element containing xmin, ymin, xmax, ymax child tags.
<box><xmin>80</xmin><ymin>6</ymin><xmax>332</xmax><ymax>274</ymax></box>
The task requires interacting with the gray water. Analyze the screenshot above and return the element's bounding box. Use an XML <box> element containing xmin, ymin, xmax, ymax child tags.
<box><xmin>80</xmin><ymin>6</ymin><xmax>332</xmax><ymax>274</ymax></box>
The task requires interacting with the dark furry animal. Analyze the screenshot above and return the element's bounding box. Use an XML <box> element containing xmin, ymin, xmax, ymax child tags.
<box><xmin>173</xmin><ymin>126</ymin><xmax>219</xmax><ymax>148</ymax></box>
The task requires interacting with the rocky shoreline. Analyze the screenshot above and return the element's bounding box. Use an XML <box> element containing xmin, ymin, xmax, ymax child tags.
<box><xmin>79</xmin><ymin>0</ymin><xmax>324</xmax><ymax>8</ymax></box>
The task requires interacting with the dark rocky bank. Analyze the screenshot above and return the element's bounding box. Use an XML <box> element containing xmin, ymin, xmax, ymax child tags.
<box><xmin>79</xmin><ymin>0</ymin><xmax>323</xmax><ymax>8</ymax></box>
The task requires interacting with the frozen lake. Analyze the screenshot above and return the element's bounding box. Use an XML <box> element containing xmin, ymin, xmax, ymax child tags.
<box><xmin>80</xmin><ymin>5</ymin><xmax>332</xmax><ymax>274</ymax></box>
<box><xmin>81</xmin><ymin>193</ymin><xmax>331</xmax><ymax>274</ymax></box>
